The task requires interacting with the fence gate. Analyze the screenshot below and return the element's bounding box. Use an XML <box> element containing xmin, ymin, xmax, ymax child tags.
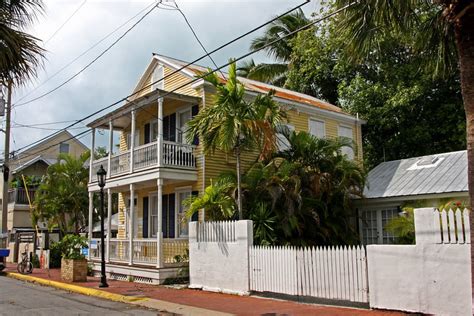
<box><xmin>249</xmin><ymin>245</ymin><xmax>369</xmax><ymax>304</ymax></box>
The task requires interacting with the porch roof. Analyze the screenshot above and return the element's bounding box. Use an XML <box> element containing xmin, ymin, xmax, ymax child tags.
<box><xmin>87</xmin><ymin>88</ymin><xmax>200</xmax><ymax>130</ymax></box>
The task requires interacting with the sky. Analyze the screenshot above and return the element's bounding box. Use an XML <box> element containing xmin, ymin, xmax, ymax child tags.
<box><xmin>3</xmin><ymin>0</ymin><xmax>318</xmax><ymax>156</ymax></box>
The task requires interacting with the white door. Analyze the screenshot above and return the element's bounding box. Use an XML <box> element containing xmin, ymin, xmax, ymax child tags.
<box><xmin>360</xmin><ymin>208</ymin><xmax>399</xmax><ymax>244</ymax></box>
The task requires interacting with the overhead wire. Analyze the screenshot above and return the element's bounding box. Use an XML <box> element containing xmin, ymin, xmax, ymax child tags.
<box><xmin>12</xmin><ymin>0</ymin><xmax>311</xmax><ymax>157</ymax></box>
<box><xmin>43</xmin><ymin>0</ymin><xmax>88</xmax><ymax>45</ymax></box>
<box><xmin>14</xmin><ymin>0</ymin><xmax>159</xmax><ymax>105</ymax></box>
<box><xmin>14</xmin><ymin>1</ymin><xmax>161</xmax><ymax>108</ymax></box>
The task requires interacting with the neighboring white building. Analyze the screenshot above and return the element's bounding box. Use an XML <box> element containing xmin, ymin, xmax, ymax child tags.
<box><xmin>355</xmin><ymin>150</ymin><xmax>468</xmax><ymax>245</ymax></box>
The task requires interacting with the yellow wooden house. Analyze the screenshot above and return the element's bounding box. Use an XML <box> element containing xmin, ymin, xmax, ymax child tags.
<box><xmin>86</xmin><ymin>54</ymin><xmax>364</xmax><ymax>283</ymax></box>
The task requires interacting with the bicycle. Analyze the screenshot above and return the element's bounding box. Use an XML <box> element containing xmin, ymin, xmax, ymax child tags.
<box><xmin>17</xmin><ymin>244</ymin><xmax>33</xmax><ymax>274</ymax></box>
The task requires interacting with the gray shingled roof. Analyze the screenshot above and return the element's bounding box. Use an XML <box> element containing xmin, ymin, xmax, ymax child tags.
<box><xmin>364</xmin><ymin>150</ymin><xmax>467</xmax><ymax>199</ymax></box>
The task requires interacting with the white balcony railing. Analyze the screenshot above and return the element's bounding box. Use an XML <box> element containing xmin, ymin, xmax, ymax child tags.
<box><xmin>89</xmin><ymin>238</ymin><xmax>188</xmax><ymax>266</ymax></box>
<box><xmin>90</xmin><ymin>141</ymin><xmax>196</xmax><ymax>183</ymax></box>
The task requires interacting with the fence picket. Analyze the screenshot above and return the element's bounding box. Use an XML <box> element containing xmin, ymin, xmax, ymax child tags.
<box><xmin>441</xmin><ymin>210</ymin><xmax>448</xmax><ymax>244</ymax></box>
<box><xmin>433</xmin><ymin>210</ymin><xmax>442</xmax><ymax>243</ymax></box>
<box><xmin>448</xmin><ymin>209</ymin><xmax>456</xmax><ymax>243</ymax></box>
<box><xmin>455</xmin><ymin>208</ymin><xmax>463</xmax><ymax>243</ymax></box>
<box><xmin>464</xmin><ymin>209</ymin><xmax>471</xmax><ymax>244</ymax></box>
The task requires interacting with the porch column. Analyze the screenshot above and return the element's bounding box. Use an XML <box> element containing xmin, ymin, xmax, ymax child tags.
<box><xmin>107</xmin><ymin>120</ymin><xmax>113</xmax><ymax>178</ymax></box>
<box><xmin>129</xmin><ymin>184</ymin><xmax>135</xmax><ymax>265</ymax></box>
<box><xmin>157</xmin><ymin>178</ymin><xmax>163</xmax><ymax>268</ymax></box>
<box><xmin>89</xmin><ymin>128</ymin><xmax>95</xmax><ymax>182</ymax></box>
<box><xmin>106</xmin><ymin>188</ymin><xmax>112</xmax><ymax>263</ymax></box>
<box><xmin>157</xmin><ymin>97</ymin><xmax>163</xmax><ymax>167</ymax></box>
<box><xmin>130</xmin><ymin>110</ymin><xmax>136</xmax><ymax>173</ymax></box>
<box><xmin>88</xmin><ymin>191</ymin><xmax>94</xmax><ymax>260</ymax></box>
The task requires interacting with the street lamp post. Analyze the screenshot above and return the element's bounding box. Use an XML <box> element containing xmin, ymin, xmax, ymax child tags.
<box><xmin>96</xmin><ymin>165</ymin><xmax>108</xmax><ymax>288</ymax></box>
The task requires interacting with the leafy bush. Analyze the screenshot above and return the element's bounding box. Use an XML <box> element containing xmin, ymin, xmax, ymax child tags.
<box><xmin>385</xmin><ymin>208</ymin><xmax>415</xmax><ymax>244</ymax></box>
<box><xmin>31</xmin><ymin>253</ymin><xmax>40</xmax><ymax>268</ymax></box>
<box><xmin>49</xmin><ymin>241</ymin><xmax>63</xmax><ymax>268</ymax></box>
<box><xmin>56</xmin><ymin>234</ymin><xmax>88</xmax><ymax>260</ymax></box>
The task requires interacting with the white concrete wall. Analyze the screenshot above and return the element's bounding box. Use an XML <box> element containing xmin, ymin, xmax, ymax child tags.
<box><xmin>189</xmin><ymin>220</ymin><xmax>253</xmax><ymax>295</ymax></box>
<box><xmin>367</xmin><ymin>208</ymin><xmax>472</xmax><ymax>315</ymax></box>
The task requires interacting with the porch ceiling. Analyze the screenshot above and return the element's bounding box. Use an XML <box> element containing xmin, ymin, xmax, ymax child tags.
<box><xmin>87</xmin><ymin>88</ymin><xmax>201</xmax><ymax>130</ymax></box>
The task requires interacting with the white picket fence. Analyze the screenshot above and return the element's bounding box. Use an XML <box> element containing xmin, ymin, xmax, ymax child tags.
<box><xmin>434</xmin><ymin>208</ymin><xmax>471</xmax><ymax>244</ymax></box>
<box><xmin>196</xmin><ymin>221</ymin><xmax>237</xmax><ymax>243</ymax></box>
<box><xmin>250</xmin><ymin>245</ymin><xmax>368</xmax><ymax>303</ymax></box>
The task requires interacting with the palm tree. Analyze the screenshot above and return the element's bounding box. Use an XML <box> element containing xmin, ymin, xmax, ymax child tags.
<box><xmin>0</xmin><ymin>0</ymin><xmax>45</xmax><ymax>85</ymax></box>
<box><xmin>238</xmin><ymin>8</ymin><xmax>310</xmax><ymax>85</ymax></box>
<box><xmin>34</xmin><ymin>151</ymin><xmax>90</xmax><ymax>234</ymax></box>
<box><xmin>333</xmin><ymin>0</ymin><xmax>474</xmax><ymax>290</ymax></box>
<box><xmin>186</xmin><ymin>60</ymin><xmax>286</xmax><ymax>219</ymax></box>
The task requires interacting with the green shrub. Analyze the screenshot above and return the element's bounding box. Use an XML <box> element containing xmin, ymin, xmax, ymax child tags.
<box><xmin>56</xmin><ymin>234</ymin><xmax>88</xmax><ymax>260</ymax></box>
<box><xmin>31</xmin><ymin>253</ymin><xmax>40</xmax><ymax>268</ymax></box>
<box><xmin>49</xmin><ymin>242</ymin><xmax>63</xmax><ymax>268</ymax></box>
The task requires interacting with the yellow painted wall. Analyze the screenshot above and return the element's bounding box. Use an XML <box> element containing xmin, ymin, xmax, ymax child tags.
<box><xmin>163</xmin><ymin>66</ymin><xmax>199</xmax><ymax>97</ymax></box>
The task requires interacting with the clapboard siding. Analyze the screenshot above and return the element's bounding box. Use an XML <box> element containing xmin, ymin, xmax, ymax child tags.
<box><xmin>163</xmin><ymin>66</ymin><xmax>199</xmax><ymax>97</ymax></box>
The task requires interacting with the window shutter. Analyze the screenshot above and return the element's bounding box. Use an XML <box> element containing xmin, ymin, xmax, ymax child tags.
<box><xmin>191</xmin><ymin>105</ymin><xmax>199</xmax><ymax>145</ymax></box>
<box><xmin>142</xmin><ymin>197</ymin><xmax>149</xmax><ymax>238</ymax></box>
<box><xmin>162</xmin><ymin>194</ymin><xmax>169</xmax><ymax>238</ymax></box>
<box><xmin>168</xmin><ymin>193</ymin><xmax>175</xmax><ymax>238</ymax></box>
<box><xmin>163</xmin><ymin>116</ymin><xmax>170</xmax><ymax>141</ymax></box>
<box><xmin>144</xmin><ymin>123</ymin><xmax>150</xmax><ymax>144</ymax></box>
<box><xmin>169</xmin><ymin>113</ymin><xmax>176</xmax><ymax>142</ymax></box>
<box><xmin>191</xmin><ymin>191</ymin><xmax>199</xmax><ymax>222</ymax></box>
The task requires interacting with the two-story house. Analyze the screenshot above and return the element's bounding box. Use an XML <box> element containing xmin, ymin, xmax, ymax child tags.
<box><xmin>86</xmin><ymin>54</ymin><xmax>364</xmax><ymax>283</ymax></box>
<box><xmin>1</xmin><ymin>130</ymin><xmax>88</xmax><ymax>262</ymax></box>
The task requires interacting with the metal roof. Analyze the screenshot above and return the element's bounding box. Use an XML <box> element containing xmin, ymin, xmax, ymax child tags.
<box><xmin>363</xmin><ymin>150</ymin><xmax>467</xmax><ymax>199</ymax></box>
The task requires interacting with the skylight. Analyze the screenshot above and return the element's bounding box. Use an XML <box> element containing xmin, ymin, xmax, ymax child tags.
<box><xmin>407</xmin><ymin>156</ymin><xmax>444</xmax><ymax>170</ymax></box>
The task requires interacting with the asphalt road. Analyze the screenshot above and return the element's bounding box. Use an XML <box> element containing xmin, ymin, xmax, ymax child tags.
<box><xmin>0</xmin><ymin>276</ymin><xmax>160</xmax><ymax>315</ymax></box>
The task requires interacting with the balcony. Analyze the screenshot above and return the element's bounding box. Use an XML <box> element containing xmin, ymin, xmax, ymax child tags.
<box><xmin>8</xmin><ymin>188</ymin><xmax>36</xmax><ymax>205</ymax></box>
<box><xmin>90</xmin><ymin>140</ymin><xmax>196</xmax><ymax>182</ymax></box>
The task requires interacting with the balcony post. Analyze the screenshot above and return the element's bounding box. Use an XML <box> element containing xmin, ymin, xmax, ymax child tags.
<box><xmin>157</xmin><ymin>97</ymin><xmax>163</xmax><ymax>167</ymax></box>
<box><xmin>107</xmin><ymin>120</ymin><xmax>113</xmax><ymax>178</ymax></box>
<box><xmin>89</xmin><ymin>128</ymin><xmax>95</xmax><ymax>182</ymax></box>
<box><xmin>157</xmin><ymin>178</ymin><xmax>163</xmax><ymax>268</ymax></box>
<box><xmin>130</xmin><ymin>110</ymin><xmax>136</xmax><ymax>174</ymax></box>
<box><xmin>88</xmin><ymin>191</ymin><xmax>93</xmax><ymax>260</ymax></box>
<box><xmin>129</xmin><ymin>184</ymin><xmax>134</xmax><ymax>265</ymax></box>
<box><xmin>106</xmin><ymin>188</ymin><xmax>112</xmax><ymax>263</ymax></box>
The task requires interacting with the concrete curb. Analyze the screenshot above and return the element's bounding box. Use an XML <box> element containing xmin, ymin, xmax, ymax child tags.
<box><xmin>5</xmin><ymin>272</ymin><xmax>147</xmax><ymax>303</ymax></box>
<box><xmin>5</xmin><ymin>272</ymin><xmax>232</xmax><ymax>316</ymax></box>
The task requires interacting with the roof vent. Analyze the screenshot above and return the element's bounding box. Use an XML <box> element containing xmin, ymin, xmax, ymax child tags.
<box><xmin>408</xmin><ymin>156</ymin><xmax>444</xmax><ymax>170</ymax></box>
<box><xmin>417</xmin><ymin>156</ymin><xmax>439</xmax><ymax>166</ymax></box>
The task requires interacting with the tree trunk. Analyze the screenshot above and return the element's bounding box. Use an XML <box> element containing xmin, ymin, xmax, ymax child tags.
<box><xmin>454</xmin><ymin>5</ymin><xmax>474</xmax><ymax>298</ymax></box>
<box><xmin>235</xmin><ymin>147</ymin><xmax>243</xmax><ymax>220</ymax></box>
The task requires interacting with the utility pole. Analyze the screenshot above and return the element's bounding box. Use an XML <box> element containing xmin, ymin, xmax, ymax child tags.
<box><xmin>1</xmin><ymin>81</ymin><xmax>12</xmax><ymax>236</ymax></box>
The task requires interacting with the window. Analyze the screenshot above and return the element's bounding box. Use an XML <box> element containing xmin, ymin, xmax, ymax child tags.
<box><xmin>176</xmin><ymin>190</ymin><xmax>191</xmax><ymax>237</ymax></box>
<box><xmin>150</xmin><ymin>120</ymin><xmax>158</xmax><ymax>142</ymax></box>
<box><xmin>177</xmin><ymin>108</ymin><xmax>192</xmax><ymax>144</ymax></box>
<box><xmin>360</xmin><ymin>208</ymin><xmax>399</xmax><ymax>245</ymax></box>
<box><xmin>151</xmin><ymin>65</ymin><xmax>164</xmax><ymax>90</ymax></box>
<box><xmin>150</xmin><ymin>195</ymin><xmax>158</xmax><ymax>237</ymax></box>
<box><xmin>59</xmin><ymin>142</ymin><xmax>69</xmax><ymax>154</ymax></box>
<box><xmin>338</xmin><ymin>125</ymin><xmax>354</xmax><ymax>159</ymax></box>
<box><xmin>309</xmin><ymin>119</ymin><xmax>325</xmax><ymax>138</ymax></box>
<box><xmin>276</xmin><ymin>124</ymin><xmax>295</xmax><ymax>151</ymax></box>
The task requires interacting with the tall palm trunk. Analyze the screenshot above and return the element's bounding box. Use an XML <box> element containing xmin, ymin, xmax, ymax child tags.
<box><xmin>235</xmin><ymin>146</ymin><xmax>243</xmax><ymax>220</ymax></box>
<box><xmin>454</xmin><ymin>7</ymin><xmax>474</xmax><ymax>294</ymax></box>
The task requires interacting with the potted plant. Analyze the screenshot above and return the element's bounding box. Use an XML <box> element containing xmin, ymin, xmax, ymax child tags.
<box><xmin>58</xmin><ymin>234</ymin><xmax>88</xmax><ymax>282</ymax></box>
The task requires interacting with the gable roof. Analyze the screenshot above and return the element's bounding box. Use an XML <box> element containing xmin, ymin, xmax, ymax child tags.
<box><xmin>14</xmin><ymin>130</ymin><xmax>88</xmax><ymax>160</ymax></box>
<box><xmin>152</xmin><ymin>54</ymin><xmax>350</xmax><ymax>116</ymax></box>
<box><xmin>12</xmin><ymin>155</ymin><xmax>56</xmax><ymax>174</ymax></box>
<box><xmin>363</xmin><ymin>150</ymin><xmax>467</xmax><ymax>199</ymax></box>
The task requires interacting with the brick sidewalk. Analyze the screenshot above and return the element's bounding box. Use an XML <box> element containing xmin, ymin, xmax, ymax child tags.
<box><xmin>3</xmin><ymin>265</ymin><xmax>405</xmax><ymax>316</ymax></box>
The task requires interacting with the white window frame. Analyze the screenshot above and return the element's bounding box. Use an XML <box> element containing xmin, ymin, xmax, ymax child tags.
<box><xmin>175</xmin><ymin>186</ymin><xmax>192</xmax><ymax>239</ymax></box>
<box><xmin>148</xmin><ymin>191</ymin><xmax>158</xmax><ymax>238</ymax></box>
<box><xmin>338</xmin><ymin>124</ymin><xmax>354</xmax><ymax>160</ymax></box>
<box><xmin>359</xmin><ymin>207</ymin><xmax>399</xmax><ymax>245</ymax></box>
<box><xmin>125</xmin><ymin>195</ymin><xmax>138</xmax><ymax>238</ymax></box>
<box><xmin>176</xmin><ymin>106</ymin><xmax>193</xmax><ymax>145</ymax></box>
<box><xmin>149</xmin><ymin>120</ymin><xmax>159</xmax><ymax>142</ymax></box>
<box><xmin>151</xmin><ymin>64</ymin><xmax>164</xmax><ymax>90</ymax></box>
<box><xmin>126</xmin><ymin>129</ymin><xmax>140</xmax><ymax>149</ymax></box>
<box><xmin>308</xmin><ymin>118</ymin><xmax>326</xmax><ymax>138</ymax></box>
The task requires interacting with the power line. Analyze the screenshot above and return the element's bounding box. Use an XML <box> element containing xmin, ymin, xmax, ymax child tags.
<box><xmin>13</xmin><ymin>1</ymin><xmax>314</xmax><ymax>159</ymax></box>
<box><xmin>14</xmin><ymin>1</ymin><xmax>160</xmax><ymax>108</ymax></box>
<box><xmin>162</xmin><ymin>1</ymin><xmax>223</xmax><ymax>76</ymax></box>
<box><xmin>14</xmin><ymin>1</ymin><xmax>159</xmax><ymax>105</ymax></box>
<box><xmin>12</xmin><ymin>119</ymin><xmax>81</xmax><ymax>127</ymax></box>
<box><xmin>44</xmin><ymin>0</ymin><xmax>88</xmax><ymax>45</ymax></box>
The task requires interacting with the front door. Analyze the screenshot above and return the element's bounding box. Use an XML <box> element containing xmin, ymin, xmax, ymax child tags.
<box><xmin>360</xmin><ymin>208</ymin><xmax>399</xmax><ymax>244</ymax></box>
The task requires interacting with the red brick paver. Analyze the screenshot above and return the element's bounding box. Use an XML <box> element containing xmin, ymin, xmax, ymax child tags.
<box><xmin>3</xmin><ymin>265</ymin><xmax>406</xmax><ymax>316</ymax></box>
